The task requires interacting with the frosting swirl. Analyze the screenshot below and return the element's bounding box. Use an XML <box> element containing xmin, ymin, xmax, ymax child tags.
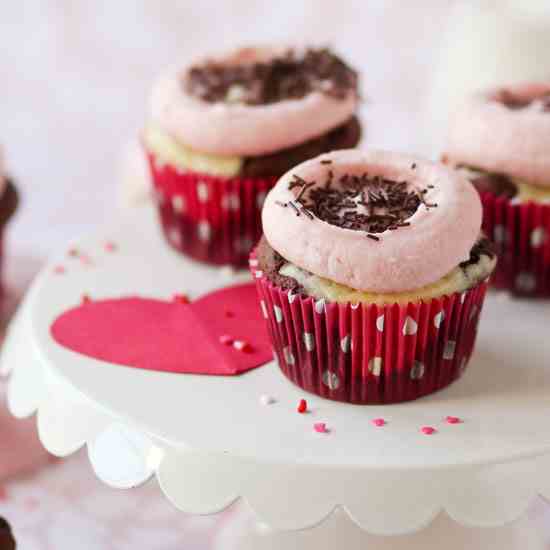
<box><xmin>262</xmin><ymin>150</ymin><xmax>482</xmax><ymax>293</ymax></box>
<box><xmin>150</xmin><ymin>46</ymin><xmax>359</xmax><ymax>157</ymax></box>
<box><xmin>445</xmin><ymin>82</ymin><xmax>550</xmax><ymax>187</ymax></box>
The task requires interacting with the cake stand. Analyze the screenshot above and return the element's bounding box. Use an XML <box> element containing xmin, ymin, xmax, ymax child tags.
<box><xmin>2</xmin><ymin>204</ymin><xmax>550</xmax><ymax>549</ymax></box>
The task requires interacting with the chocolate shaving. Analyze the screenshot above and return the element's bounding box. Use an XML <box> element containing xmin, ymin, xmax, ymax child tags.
<box><xmin>321</xmin><ymin>159</ymin><xmax>333</xmax><ymax>165</ymax></box>
<box><xmin>184</xmin><ymin>48</ymin><xmax>358</xmax><ymax>105</ymax></box>
<box><xmin>459</xmin><ymin>237</ymin><xmax>496</xmax><ymax>269</ymax></box>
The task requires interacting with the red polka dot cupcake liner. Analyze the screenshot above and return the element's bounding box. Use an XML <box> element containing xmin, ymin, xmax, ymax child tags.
<box><xmin>480</xmin><ymin>192</ymin><xmax>550</xmax><ymax>297</ymax></box>
<box><xmin>147</xmin><ymin>152</ymin><xmax>277</xmax><ymax>267</ymax></box>
<box><xmin>251</xmin><ymin>257</ymin><xmax>489</xmax><ymax>405</ymax></box>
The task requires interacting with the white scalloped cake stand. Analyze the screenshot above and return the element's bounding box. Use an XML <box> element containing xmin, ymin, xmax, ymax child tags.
<box><xmin>2</xmin><ymin>204</ymin><xmax>550</xmax><ymax>549</ymax></box>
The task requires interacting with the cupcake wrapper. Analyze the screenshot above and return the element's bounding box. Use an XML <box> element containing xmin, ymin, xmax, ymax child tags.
<box><xmin>480</xmin><ymin>191</ymin><xmax>550</xmax><ymax>297</ymax></box>
<box><xmin>251</xmin><ymin>260</ymin><xmax>488</xmax><ymax>404</ymax></box>
<box><xmin>147</xmin><ymin>152</ymin><xmax>277</xmax><ymax>267</ymax></box>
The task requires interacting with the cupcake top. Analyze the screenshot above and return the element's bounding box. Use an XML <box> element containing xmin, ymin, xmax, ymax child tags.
<box><xmin>262</xmin><ymin>150</ymin><xmax>482</xmax><ymax>294</ymax></box>
<box><xmin>445</xmin><ymin>82</ymin><xmax>550</xmax><ymax>187</ymax></box>
<box><xmin>150</xmin><ymin>46</ymin><xmax>359</xmax><ymax>157</ymax></box>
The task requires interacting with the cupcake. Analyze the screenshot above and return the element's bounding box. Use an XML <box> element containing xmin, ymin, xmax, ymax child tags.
<box><xmin>253</xmin><ymin>150</ymin><xmax>495</xmax><ymax>404</ymax></box>
<box><xmin>0</xmin><ymin>149</ymin><xmax>19</xmax><ymax>293</ymax></box>
<box><xmin>444</xmin><ymin>83</ymin><xmax>550</xmax><ymax>296</ymax></box>
<box><xmin>144</xmin><ymin>46</ymin><xmax>361</xmax><ymax>267</ymax></box>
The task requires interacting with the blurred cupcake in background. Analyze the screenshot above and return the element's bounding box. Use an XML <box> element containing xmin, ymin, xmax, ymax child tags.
<box><xmin>253</xmin><ymin>150</ymin><xmax>495</xmax><ymax>404</ymax></box>
<box><xmin>0</xmin><ymin>148</ymin><xmax>19</xmax><ymax>296</ymax></box>
<box><xmin>444</xmin><ymin>82</ymin><xmax>550</xmax><ymax>297</ymax></box>
<box><xmin>144</xmin><ymin>45</ymin><xmax>361</xmax><ymax>267</ymax></box>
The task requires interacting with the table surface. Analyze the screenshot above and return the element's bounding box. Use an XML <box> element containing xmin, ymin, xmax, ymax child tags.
<box><xmin>1</xmin><ymin>1</ymin><xmax>550</xmax><ymax>548</ymax></box>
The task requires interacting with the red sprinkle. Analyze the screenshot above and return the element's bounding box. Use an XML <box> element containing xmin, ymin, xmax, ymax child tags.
<box><xmin>421</xmin><ymin>426</ymin><xmax>437</xmax><ymax>435</ymax></box>
<box><xmin>82</xmin><ymin>294</ymin><xmax>91</xmax><ymax>304</ymax></box>
<box><xmin>233</xmin><ymin>340</ymin><xmax>252</xmax><ymax>352</ymax></box>
<box><xmin>105</xmin><ymin>241</ymin><xmax>117</xmax><ymax>252</ymax></box>
<box><xmin>314</xmin><ymin>422</ymin><xmax>328</xmax><ymax>433</ymax></box>
<box><xmin>446</xmin><ymin>416</ymin><xmax>462</xmax><ymax>424</ymax></box>
<box><xmin>219</xmin><ymin>335</ymin><xmax>233</xmax><ymax>346</ymax></box>
<box><xmin>297</xmin><ymin>399</ymin><xmax>308</xmax><ymax>414</ymax></box>
<box><xmin>372</xmin><ymin>418</ymin><xmax>386</xmax><ymax>427</ymax></box>
<box><xmin>173</xmin><ymin>294</ymin><xmax>190</xmax><ymax>304</ymax></box>
<box><xmin>53</xmin><ymin>265</ymin><xmax>65</xmax><ymax>274</ymax></box>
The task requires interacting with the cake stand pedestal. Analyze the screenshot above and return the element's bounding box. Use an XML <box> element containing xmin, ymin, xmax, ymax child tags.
<box><xmin>3</xmin><ymin>205</ymin><xmax>550</xmax><ymax>550</ymax></box>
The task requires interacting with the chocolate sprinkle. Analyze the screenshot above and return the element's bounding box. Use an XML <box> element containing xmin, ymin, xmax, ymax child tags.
<box><xmin>277</xmin><ymin>171</ymin><xmax>433</xmax><ymax>240</ymax></box>
<box><xmin>321</xmin><ymin>159</ymin><xmax>333</xmax><ymax>165</ymax></box>
<box><xmin>184</xmin><ymin>48</ymin><xmax>358</xmax><ymax>105</ymax></box>
<box><xmin>496</xmin><ymin>89</ymin><xmax>550</xmax><ymax>112</ymax></box>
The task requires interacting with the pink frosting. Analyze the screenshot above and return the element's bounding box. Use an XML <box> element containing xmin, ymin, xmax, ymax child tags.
<box><xmin>445</xmin><ymin>82</ymin><xmax>550</xmax><ymax>186</ymax></box>
<box><xmin>262</xmin><ymin>150</ymin><xmax>482</xmax><ymax>293</ymax></box>
<box><xmin>149</xmin><ymin>46</ymin><xmax>358</xmax><ymax>157</ymax></box>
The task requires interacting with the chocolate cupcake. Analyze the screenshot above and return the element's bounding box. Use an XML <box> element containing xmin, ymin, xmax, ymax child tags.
<box><xmin>0</xmin><ymin>149</ymin><xmax>19</xmax><ymax>295</ymax></box>
<box><xmin>252</xmin><ymin>150</ymin><xmax>495</xmax><ymax>404</ymax></box>
<box><xmin>444</xmin><ymin>83</ymin><xmax>550</xmax><ymax>296</ymax></box>
<box><xmin>144</xmin><ymin>46</ymin><xmax>361</xmax><ymax>267</ymax></box>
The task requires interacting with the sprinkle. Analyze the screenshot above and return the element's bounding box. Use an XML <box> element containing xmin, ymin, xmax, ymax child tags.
<box><xmin>260</xmin><ymin>394</ymin><xmax>276</xmax><ymax>406</ymax></box>
<box><xmin>233</xmin><ymin>340</ymin><xmax>252</xmax><ymax>352</ymax></box>
<box><xmin>301</xmin><ymin>206</ymin><xmax>314</xmax><ymax>219</ymax></box>
<box><xmin>173</xmin><ymin>294</ymin><xmax>190</xmax><ymax>304</ymax></box>
<box><xmin>80</xmin><ymin>254</ymin><xmax>93</xmax><ymax>266</ymax></box>
<box><xmin>314</xmin><ymin>422</ymin><xmax>329</xmax><ymax>433</ymax></box>
<box><xmin>372</xmin><ymin>418</ymin><xmax>386</xmax><ymax>427</ymax></box>
<box><xmin>445</xmin><ymin>416</ymin><xmax>462</xmax><ymax>424</ymax></box>
<box><xmin>82</xmin><ymin>294</ymin><xmax>91</xmax><ymax>304</ymax></box>
<box><xmin>53</xmin><ymin>265</ymin><xmax>65</xmax><ymax>274</ymax></box>
<box><xmin>421</xmin><ymin>426</ymin><xmax>437</xmax><ymax>435</ymax></box>
<box><xmin>225</xmin><ymin>310</ymin><xmax>235</xmax><ymax>318</ymax></box>
<box><xmin>105</xmin><ymin>241</ymin><xmax>117</xmax><ymax>252</ymax></box>
<box><xmin>275</xmin><ymin>200</ymin><xmax>288</xmax><ymax>208</ymax></box>
<box><xmin>321</xmin><ymin>159</ymin><xmax>333</xmax><ymax>165</ymax></box>
<box><xmin>411</xmin><ymin>163</ymin><xmax>417</xmax><ymax>170</ymax></box>
<box><xmin>219</xmin><ymin>335</ymin><xmax>234</xmax><ymax>346</ymax></box>
<box><xmin>68</xmin><ymin>248</ymin><xmax>79</xmax><ymax>257</ymax></box>
<box><xmin>297</xmin><ymin>399</ymin><xmax>308</xmax><ymax>414</ymax></box>
<box><xmin>367</xmin><ymin>234</ymin><xmax>380</xmax><ymax>241</ymax></box>
<box><xmin>289</xmin><ymin>201</ymin><xmax>301</xmax><ymax>216</ymax></box>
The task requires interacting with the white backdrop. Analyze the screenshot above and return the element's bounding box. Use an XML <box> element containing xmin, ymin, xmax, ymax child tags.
<box><xmin>2</xmin><ymin>2</ymin><xmax>550</xmax><ymax>549</ymax></box>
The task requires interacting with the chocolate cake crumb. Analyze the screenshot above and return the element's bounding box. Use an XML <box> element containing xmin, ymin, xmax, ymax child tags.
<box><xmin>185</xmin><ymin>48</ymin><xmax>358</xmax><ymax>105</ymax></box>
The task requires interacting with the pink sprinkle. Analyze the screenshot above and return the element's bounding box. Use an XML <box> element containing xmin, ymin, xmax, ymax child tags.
<box><xmin>372</xmin><ymin>418</ymin><xmax>386</xmax><ymax>427</ymax></box>
<box><xmin>219</xmin><ymin>335</ymin><xmax>233</xmax><ymax>346</ymax></box>
<box><xmin>446</xmin><ymin>416</ymin><xmax>462</xmax><ymax>424</ymax></box>
<box><xmin>105</xmin><ymin>241</ymin><xmax>117</xmax><ymax>252</ymax></box>
<box><xmin>82</xmin><ymin>294</ymin><xmax>91</xmax><ymax>304</ymax></box>
<box><xmin>80</xmin><ymin>254</ymin><xmax>92</xmax><ymax>266</ymax></box>
<box><xmin>314</xmin><ymin>422</ymin><xmax>329</xmax><ymax>433</ymax></box>
<box><xmin>173</xmin><ymin>294</ymin><xmax>190</xmax><ymax>304</ymax></box>
<box><xmin>53</xmin><ymin>265</ymin><xmax>65</xmax><ymax>274</ymax></box>
<box><xmin>233</xmin><ymin>340</ymin><xmax>252</xmax><ymax>352</ymax></box>
<box><xmin>421</xmin><ymin>426</ymin><xmax>437</xmax><ymax>435</ymax></box>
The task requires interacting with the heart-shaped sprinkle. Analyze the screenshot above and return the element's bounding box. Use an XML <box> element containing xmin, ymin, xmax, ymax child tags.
<box><xmin>314</xmin><ymin>422</ymin><xmax>328</xmax><ymax>434</ymax></box>
<box><xmin>297</xmin><ymin>399</ymin><xmax>308</xmax><ymax>414</ymax></box>
<box><xmin>421</xmin><ymin>426</ymin><xmax>437</xmax><ymax>435</ymax></box>
<box><xmin>445</xmin><ymin>416</ymin><xmax>461</xmax><ymax>424</ymax></box>
<box><xmin>233</xmin><ymin>340</ymin><xmax>252</xmax><ymax>353</ymax></box>
<box><xmin>372</xmin><ymin>418</ymin><xmax>386</xmax><ymax>427</ymax></box>
<box><xmin>173</xmin><ymin>294</ymin><xmax>190</xmax><ymax>304</ymax></box>
<box><xmin>219</xmin><ymin>335</ymin><xmax>233</xmax><ymax>346</ymax></box>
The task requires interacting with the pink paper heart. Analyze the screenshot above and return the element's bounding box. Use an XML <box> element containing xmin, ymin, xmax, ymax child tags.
<box><xmin>51</xmin><ymin>283</ymin><xmax>271</xmax><ymax>376</ymax></box>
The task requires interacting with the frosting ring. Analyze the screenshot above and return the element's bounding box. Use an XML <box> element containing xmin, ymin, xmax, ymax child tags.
<box><xmin>150</xmin><ymin>46</ymin><xmax>358</xmax><ymax>157</ymax></box>
<box><xmin>445</xmin><ymin>82</ymin><xmax>550</xmax><ymax>187</ymax></box>
<box><xmin>262</xmin><ymin>150</ymin><xmax>482</xmax><ymax>294</ymax></box>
